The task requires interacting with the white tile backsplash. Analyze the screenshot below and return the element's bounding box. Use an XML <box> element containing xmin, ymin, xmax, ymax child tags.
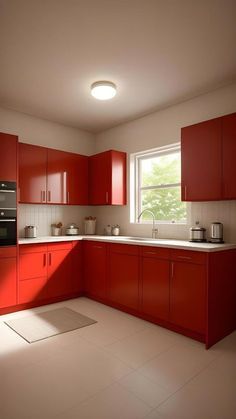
<box><xmin>18</xmin><ymin>204</ymin><xmax>97</xmax><ymax>237</ymax></box>
<box><xmin>19</xmin><ymin>200</ymin><xmax>236</xmax><ymax>243</ymax></box>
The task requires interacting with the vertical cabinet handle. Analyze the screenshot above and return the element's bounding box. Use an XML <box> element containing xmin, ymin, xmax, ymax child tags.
<box><xmin>43</xmin><ymin>190</ymin><xmax>46</xmax><ymax>202</ymax></box>
<box><xmin>106</xmin><ymin>192</ymin><xmax>108</xmax><ymax>203</ymax></box>
<box><xmin>48</xmin><ymin>191</ymin><xmax>51</xmax><ymax>202</ymax></box>
<box><xmin>43</xmin><ymin>253</ymin><xmax>46</xmax><ymax>266</ymax></box>
<box><xmin>184</xmin><ymin>185</ymin><xmax>187</xmax><ymax>200</ymax></box>
<box><xmin>49</xmin><ymin>253</ymin><xmax>52</xmax><ymax>265</ymax></box>
<box><xmin>171</xmin><ymin>262</ymin><xmax>174</xmax><ymax>278</ymax></box>
<box><xmin>67</xmin><ymin>191</ymin><xmax>70</xmax><ymax>204</ymax></box>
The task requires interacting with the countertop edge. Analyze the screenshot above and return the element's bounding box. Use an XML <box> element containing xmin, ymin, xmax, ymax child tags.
<box><xmin>18</xmin><ymin>235</ymin><xmax>236</xmax><ymax>252</ymax></box>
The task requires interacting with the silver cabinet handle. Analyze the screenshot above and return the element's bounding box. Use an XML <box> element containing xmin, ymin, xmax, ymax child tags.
<box><xmin>0</xmin><ymin>189</ymin><xmax>15</xmax><ymax>193</ymax></box>
<box><xmin>0</xmin><ymin>219</ymin><xmax>16</xmax><ymax>222</ymax></box>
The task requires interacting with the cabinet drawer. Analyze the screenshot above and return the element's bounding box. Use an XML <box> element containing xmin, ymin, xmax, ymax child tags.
<box><xmin>47</xmin><ymin>242</ymin><xmax>73</xmax><ymax>251</ymax></box>
<box><xmin>19</xmin><ymin>244</ymin><xmax>47</xmax><ymax>254</ymax></box>
<box><xmin>109</xmin><ymin>243</ymin><xmax>139</xmax><ymax>255</ymax></box>
<box><xmin>0</xmin><ymin>246</ymin><xmax>17</xmax><ymax>258</ymax></box>
<box><xmin>142</xmin><ymin>246</ymin><xmax>170</xmax><ymax>259</ymax></box>
<box><xmin>170</xmin><ymin>249</ymin><xmax>207</xmax><ymax>265</ymax></box>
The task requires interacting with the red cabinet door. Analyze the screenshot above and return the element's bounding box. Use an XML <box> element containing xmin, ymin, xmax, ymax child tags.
<box><xmin>19</xmin><ymin>143</ymin><xmax>47</xmax><ymax>203</ymax></box>
<box><xmin>0</xmin><ymin>132</ymin><xmax>18</xmax><ymax>181</ymax></box>
<box><xmin>71</xmin><ymin>242</ymin><xmax>83</xmax><ymax>293</ymax></box>
<box><xmin>0</xmin><ymin>256</ymin><xmax>17</xmax><ymax>309</ymax></box>
<box><xmin>109</xmin><ymin>244</ymin><xmax>139</xmax><ymax>310</ymax></box>
<box><xmin>170</xmin><ymin>261</ymin><xmax>206</xmax><ymax>334</ymax></box>
<box><xmin>89</xmin><ymin>150</ymin><xmax>126</xmax><ymax>205</ymax></box>
<box><xmin>83</xmin><ymin>241</ymin><xmax>107</xmax><ymax>299</ymax></box>
<box><xmin>47</xmin><ymin>245</ymin><xmax>72</xmax><ymax>298</ymax></box>
<box><xmin>89</xmin><ymin>152</ymin><xmax>110</xmax><ymax>205</ymax></box>
<box><xmin>222</xmin><ymin>113</ymin><xmax>236</xmax><ymax>199</ymax></box>
<box><xmin>67</xmin><ymin>153</ymin><xmax>88</xmax><ymax>205</ymax></box>
<box><xmin>19</xmin><ymin>245</ymin><xmax>48</xmax><ymax>303</ymax></box>
<box><xmin>47</xmin><ymin>148</ymin><xmax>68</xmax><ymax>204</ymax></box>
<box><xmin>142</xmin><ymin>257</ymin><xmax>169</xmax><ymax>321</ymax></box>
<box><xmin>181</xmin><ymin>118</ymin><xmax>222</xmax><ymax>201</ymax></box>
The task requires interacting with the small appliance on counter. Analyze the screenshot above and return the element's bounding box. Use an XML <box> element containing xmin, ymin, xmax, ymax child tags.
<box><xmin>84</xmin><ymin>216</ymin><xmax>96</xmax><ymax>235</ymax></box>
<box><xmin>25</xmin><ymin>225</ymin><xmax>37</xmax><ymax>238</ymax></box>
<box><xmin>112</xmin><ymin>225</ymin><xmax>121</xmax><ymax>236</ymax></box>
<box><xmin>51</xmin><ymin>222</ymin><xmax>62</xmax><ymax>236</ymax></box>
<box><xmin>104</xmin><ymin>224</ymin><xmax>112</xmax><ymax>235</ymax></box>
<box><xmin>66</xmin><ymin>223</ymin><xmax>79</xmax><ymax>236</ymax></box>
<box><xmin>189</xmin><ymin>221</ymin><xmax>206</xmax><ymax>242</ymax></box>
<box><xmin>209</xmin><ymin>222</ymin><xmax>224</xmax><ymax>243</ymax></box>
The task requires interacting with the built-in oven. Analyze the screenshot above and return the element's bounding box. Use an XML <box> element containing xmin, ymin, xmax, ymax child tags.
<box><xmin>0</xmin><ymin>181</ymin><xmax>17</xmax><ymax>246</ymax></box>
<box><xmin>0</xmin><ymin>181</ymin><xmax>17</xmax><ymax>209</ymax></box>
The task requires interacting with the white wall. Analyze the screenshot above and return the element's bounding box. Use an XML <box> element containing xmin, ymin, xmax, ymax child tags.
<box><xmin>0</xmin><ymin>107</ymin><xmax>96</xmax><ymax>234</ymax></box>
<box><xmin>0</xmin><ymin>107</ymin><xmax>95</xmax><ymax>155</ymax></box>
<box><xmin>94</xmin><ymin>83</ymin><xmax>236</xmax><ymax>242</ymax></box>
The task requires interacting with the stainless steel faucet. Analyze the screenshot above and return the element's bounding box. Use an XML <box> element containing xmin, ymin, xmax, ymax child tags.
<box><xmin>137</xmin><ymin>209</ymin><xmax>158</xmax><ymax>239</ymax></box>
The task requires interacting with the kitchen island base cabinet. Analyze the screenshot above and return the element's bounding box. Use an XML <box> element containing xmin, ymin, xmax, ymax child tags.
<box><xmin>0</xmin><ymin>247</ymin><xmax>17</xmax><ymax>309</ymax></box>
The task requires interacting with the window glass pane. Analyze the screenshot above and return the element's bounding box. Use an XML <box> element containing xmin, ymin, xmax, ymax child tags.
<box><xmin>141</xmin><ymin>187</ymin><xmax>186</xmax><ymax>222</ymax></box>
<box><xmin>141</xmin><ymin>152</ymin><xmax>181</xmax><ymax>187</ymax></box>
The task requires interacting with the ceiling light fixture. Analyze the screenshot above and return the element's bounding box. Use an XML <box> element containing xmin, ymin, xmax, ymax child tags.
<box><xmin>91</xmin><ymin>81</ymin><xmax>117</xmax><ymax>100</ymax></box>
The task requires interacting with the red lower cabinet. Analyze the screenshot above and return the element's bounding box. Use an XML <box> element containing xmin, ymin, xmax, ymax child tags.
<box><xmin>109</xmin><ymin>244</ymin><xmax>139</xmax><ymax>310</ymax></box>
<box><xmin>0</xmin><ymin>247</ymin><xmax>17</xmax><ymax>309</ymax></box>
<box><xmin>47</xmin><ymin>243</ymin><xmax>72</xmax><ymax>298</ymax></box>
<box><xmin>19</xmin><ymin>244</ymin><xmax>48</xmax><ymax>304</ymax></box>
<box><xmin>71</xmin><ymin>241</ymin><xmax>83</xmax><ymax>293</ymax></box>
<box><xmin>142</xmin><ymin>257</ymin><xmax>170</xmax><ymax>321</ymax></box>
<box><xmin>169</xmin><ymin>261</ymin><xmax>206</xmax><ymax>334</ymax></box>
<box><xmin>83</xmin><ymin>241</ymin><xmax>107</xmax><ymax>299</ymax></box>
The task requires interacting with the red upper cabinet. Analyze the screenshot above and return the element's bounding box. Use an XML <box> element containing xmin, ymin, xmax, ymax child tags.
<box><xmin>47</xmin><ymin>148</ymin><xmax>68</xmax><ymax>204</ymax></box>
<box><xmin>181</xmin><ymin>112</ymin><xmax>236</xmax><ymax>202</ymax></box>
<box><xmin>19</xmin><ymin>143</ymin><xmax>88</xmax><ymax>205</ymax></box>
<box><xmin>19</xmin><ymin>143</ymin><xmax>47</xmax><ymax>203</ymax></box>
<box><xmin>66</xmin><ymin>153</ymin><xmax>88</xmax><ymax>205</ymax></box>
<box><xmin>0</xmin><ymin>132</ymin><xmax>18</xmax><ymax>181</ymax></box>
<box><xmin>181</xmin><ymin>118</ymin><xmax>222</xmax><ymax>201</ymax></box>
<box><xmin>222</xmin><ymin>113</ymin><xmax>236</xmax><ymax>199</ymax></box>
<box><xmin>89</xmin><ymin>150</ymin><xmax>127</xmax><ymax>205</ymax></box>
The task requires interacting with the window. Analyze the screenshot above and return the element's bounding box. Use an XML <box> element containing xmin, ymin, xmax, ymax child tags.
<box><xmin>130</xmin><ymin>144</ymin><xmax>187</xmax><ymax>224</ymax></box>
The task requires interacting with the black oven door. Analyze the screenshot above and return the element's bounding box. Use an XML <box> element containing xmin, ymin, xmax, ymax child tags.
<box><xmin>0</xmin><ymin>216</ymin><xmax>17</xmax><ymax>246</ymax></box>
<box><xmin>0</xmin><ymin>181</ymin><xmax>17</xmax><ymax>210</ymax></box>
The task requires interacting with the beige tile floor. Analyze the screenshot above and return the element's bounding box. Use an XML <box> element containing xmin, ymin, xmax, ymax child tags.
<box><xmin>0</xmin><ymin>297</ymin><xmax>235</xmax><ymax>419</ymax></box>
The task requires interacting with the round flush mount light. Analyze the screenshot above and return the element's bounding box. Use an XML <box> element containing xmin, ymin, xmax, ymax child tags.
<box><xmin>91</xmin><ymin>81</ymin><xmax>117</xmax><ymax>100</ymax></box>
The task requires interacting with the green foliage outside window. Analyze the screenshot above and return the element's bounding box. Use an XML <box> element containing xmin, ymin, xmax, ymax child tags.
<box><xmin>140</xmin><ymin>153</ymin><xmax>186</xmax><ymax>222</ymax></box>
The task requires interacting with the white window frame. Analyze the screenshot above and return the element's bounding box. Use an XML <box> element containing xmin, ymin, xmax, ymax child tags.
<box><xmin>130</xmin><ymin>143</ymin><xmax>189</xmax><ymax>225</ymax></box>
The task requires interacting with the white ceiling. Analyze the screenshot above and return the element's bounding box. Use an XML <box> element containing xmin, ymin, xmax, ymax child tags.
<box><xmin>0</xmin><ymin>0</ymin><xmax>236</xmax><ymax>133</ymax></box>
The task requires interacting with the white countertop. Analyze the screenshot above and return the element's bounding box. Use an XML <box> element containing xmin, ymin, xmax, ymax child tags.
<box><xmin>18</xmin><ymin>235</ymin><xmax>236</xmax><ymax>252</ymax></box>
